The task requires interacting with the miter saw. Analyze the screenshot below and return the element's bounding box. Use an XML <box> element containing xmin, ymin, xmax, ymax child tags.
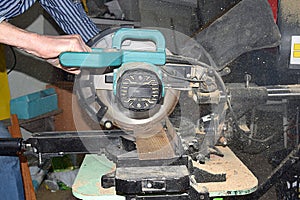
<box><xmin>61</xmin><ymin>27</ymin><xmax>229</xmax><ymax>162</ymax></box>
<box><xmin>0</xmin><ymin>27</ymin><xmax>260</xmax><ymax>199</ymax></box>
<box><xmin>61</xmin><ymin>27</ymin><xmax>234</xmax><ymax>199</ymax></box>
<box><xmin>4</xmin><ymin>25</ymin><xmax>296</xmax><ymax>199</ymax></box>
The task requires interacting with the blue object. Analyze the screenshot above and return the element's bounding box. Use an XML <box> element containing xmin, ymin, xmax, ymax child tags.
<box><xmin>59</xmin><ymin>28</ymin><xmax>166</xmax><ymax>68</ymax></box>
<box><xmin>10</xmin><ymin>88</ymin><xmax>58</xmax><ymax>119</ymax></box>
<box><xmin>0</xmin><ymin>122</ymin><xmax>25</xmax><ymax>200</ymax></box>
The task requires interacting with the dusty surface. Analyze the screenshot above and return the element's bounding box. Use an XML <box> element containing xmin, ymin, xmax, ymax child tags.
<box><xmin>36</xmin><ymin>182</ymin><xmax>76</xmax><ymax>200</ymax></box>
<box><xmin>194</xmin><ymin>146</ymin><xmax>258</xmax><ymax>197</ymax></box>
<box><xmin>281</xmin><ymin>0</ymin><xmax>300</xmax><ymax>24</ymax></box>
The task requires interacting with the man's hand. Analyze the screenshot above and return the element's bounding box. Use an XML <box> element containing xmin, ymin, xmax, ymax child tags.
<box><xmin>31</xmin><ymin>34</ymin><xmax>91</xmax><ymax>58</ymax></box>
<box><xmin>35</xmin><ymin>34</ymin><xmax>91</xmax><ymax>74</ymax></box>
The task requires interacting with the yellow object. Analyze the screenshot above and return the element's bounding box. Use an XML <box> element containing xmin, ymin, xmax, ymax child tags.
<box><xmin>293</xmin><ymin>43</ymin><xmax>300</xmax><ymax>58</ymax></box>
<box><xmin>81</xmin><ymin>0</ymin><xmax>89</xmax><ymax>13</ymax></box>
<box><xmin>0</xmin><ymin>44</ymin><xmax>11</xmax><ymax>120</ymax></box>
<box><xmin>294</xmin><ymin>43</ymin><xmax>300</xmax><ymax>51</ymax></box>
<box><xmin>293</xmin><ymin>51</ymin><xmax>300</xmax><ymax>58</ymax></box>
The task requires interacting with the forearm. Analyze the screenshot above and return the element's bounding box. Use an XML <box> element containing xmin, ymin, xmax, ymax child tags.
<box><xmin>0</xmin><ymin>21</ymin><xmax>90</xmax><ymax>60</ymax></box>
<box><xmin>0</xmin><ymin>21</ymin><xmax>42</xmax><ymax>56</ymax></box>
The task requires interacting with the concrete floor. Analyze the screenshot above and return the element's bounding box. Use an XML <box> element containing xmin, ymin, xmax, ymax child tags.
<box><xmin>36</xmin><ymin>182</ymin><xmax>76</xmax><ymax>200</ymax></box>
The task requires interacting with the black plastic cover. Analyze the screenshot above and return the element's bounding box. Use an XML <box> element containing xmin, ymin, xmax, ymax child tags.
<box><xmin>194</xmin><ymin>0</ymin><xmax>281</xmax><ymax>70</ymax></box>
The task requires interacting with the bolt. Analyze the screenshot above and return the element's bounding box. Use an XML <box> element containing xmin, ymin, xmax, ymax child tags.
<box><xmin>219</xmin><ymin>137</ymin><xmax>228</xmax><ymax>146</ymax></box>
<box><xmin>224</xmin><ymin>67</ymin><xmax>231</xmax><ymax>74</ymax></box>
<box><xmin>138</xmin><ymin>75</ymin><xmax>143</xmax><ymax>81</ymax></box>
<box><xmin>244</xmin><ymin>74</ymin><xmax>251</xmax><ymax>88</ymax></box>
<box><xmin>147</xmin><ymin>182</ymin><xmax>152</xmax><ymax>188</ymax></box>
<box><xmin>196</xmin><ymin>154</ymin><xmax>205</xmax><ymax>162</ymax></box>
<box><xmin>104</xmin><ymin>121</ymin><xmax>113</xmax><ymax>129</ymax></box>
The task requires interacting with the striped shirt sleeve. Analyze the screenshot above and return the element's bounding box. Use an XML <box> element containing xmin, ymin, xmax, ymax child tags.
<box><xmin>0</xmin><ymin>0</ymin><xmax>36</xmax><ymax>23</ymax></box>
<box><xmin>38</xmin><ymin>0</ymin><xmax>100</xmax><ymax>42</ymax></box>
<box><xmin>0</xmin><ymin>0</ymin><xmax>99</xmax><ymax>43</ymax></box>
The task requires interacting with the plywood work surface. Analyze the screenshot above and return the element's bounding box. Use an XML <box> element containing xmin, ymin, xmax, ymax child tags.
<box><xmin>193</xmin><ymin>146</ymin><xmax>258</xmax><ymax>197</ymax></box>
<box><xmin>73</xmin><ymin>147</ymin><xmax>258</xmax><ymax>199</ymax></box>
<box><xmin>72</xmin><ymin>154</ymin><xmax>124</xmax><ymax>200</ymax></box>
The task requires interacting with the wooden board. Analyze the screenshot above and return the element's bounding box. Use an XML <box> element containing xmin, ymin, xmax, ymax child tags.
<box><xmin>135</xmin><ymin>124</ymin><xmax>176</xmax><ymax>160</ymax></box>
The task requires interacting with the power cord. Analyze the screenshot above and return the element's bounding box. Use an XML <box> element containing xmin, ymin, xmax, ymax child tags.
<box><xmin>6</xmin><ymin>45</ymin><xmax>17</xmax><ymax>75</ymax></box>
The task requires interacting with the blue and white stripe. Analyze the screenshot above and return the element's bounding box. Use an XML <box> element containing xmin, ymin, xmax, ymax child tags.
<box><xmin>0</xmin><ymin>0</ymin><xmax>35</xmax><ymax>22</ymax></box>
<box><xmin>0</xmin><ymin>0</ymin><xmax>99</xmax><ymax>42</ymax></box>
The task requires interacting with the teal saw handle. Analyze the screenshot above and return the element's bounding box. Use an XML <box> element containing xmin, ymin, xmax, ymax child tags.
<box><xmin>112</xmin><ymin>28</ymin><xmax>166</xmax><ymax>65</ymax></box>
<box><xmin>112</xmin><ymin>28</ymin><xmax>166</xmax><ymax>53</ymax></box>
<box><xmin>59</xmin><ymin>49</ymin><xmax>122</xmax><ymax>68</ymax></box>
<box><xmin>59</xmin><ymin>28</ymin><xmax>167</xmax><ymax>68</ymax></box>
